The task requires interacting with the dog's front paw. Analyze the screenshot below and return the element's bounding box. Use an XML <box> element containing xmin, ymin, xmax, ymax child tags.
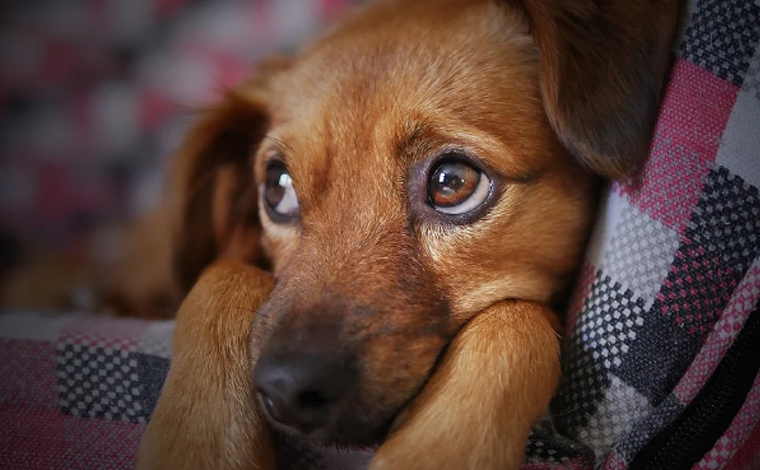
<box><xmin>369</xmin><ymin>300</ymin><xmax>560</xmax><ymax>470</ymax></box>
<box><xmin>136</xmin><ymin>260</ymin><xmax>276</xmax><ymax>470</ymax></box>
<box><xmin>368</xmin><ymin>400</ymin><xmax>527</xmax><ymax>470</ymax></box>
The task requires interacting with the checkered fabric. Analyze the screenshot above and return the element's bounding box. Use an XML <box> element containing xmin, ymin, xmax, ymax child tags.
<box><xmin>2</xmin><ymin>0</ymin><xmax>759</xmax><ymax>469</ymax></box>
<box><xmin>0</xmin><ymin>313</ymin><xmax>172</xmax><ymax>469</ymax></box>
<box><xmin>0</xmin><ymin>0</ymin><xmax>353</xmax><ymax>248</ymax></box>
<box><xmin>539</xmin><ymin>0</ymin><xmax>760</xmax><ymax>467</ymax></box>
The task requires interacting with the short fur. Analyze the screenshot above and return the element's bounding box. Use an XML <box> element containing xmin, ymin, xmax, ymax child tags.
<box><xmin>137</xmin><ymin>0</ymin><xmax>681</xmax><ymax>468</ymax></box>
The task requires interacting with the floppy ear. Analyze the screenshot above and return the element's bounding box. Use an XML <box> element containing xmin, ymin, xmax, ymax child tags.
<box><xmin>170</xmin><ymin>57</ymin><xmax>289</xmax><ymax>292</ymax></box>
<box><xmin>509</xmin><ymin>0</ymin><xmax>682</xmax><ymax>179</ymax></box>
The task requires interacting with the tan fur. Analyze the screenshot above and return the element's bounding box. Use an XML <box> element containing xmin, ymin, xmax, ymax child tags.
<box><xmin>130</xmin><ymin>0</ymin><xmax>682</xmax><ymax>467</ymax></box>
<box><xmin>139</xmin><ymin>263</ymin><xmax>561</xmax><ymax>469</ymax></box>
<box><xmin>0</xmin><ymin>247</ymin><xmax>93</xmax><ymax>311</ymax></box>
<box><xmin>101</xmin><ymin>206</ymin><xmax>181</xmax><ymax>318</ymax></box>
<box><xmin>370</xmin><ymin>301</ymin><xmax>561</xmax><ymax>470</ymax></box>
<box><xmin>0</xmin><ymin>209</ymin><xmax>180</xmax><ymax>318</ymax></box>
<box><xmin>136</xmin><ymin>260</ymin><xmax>275</xmax><ymax>470</ymax></box>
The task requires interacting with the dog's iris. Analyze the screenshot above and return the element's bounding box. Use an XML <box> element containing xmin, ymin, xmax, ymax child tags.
<box><xmin>264</xmin><ymin>162</ymin><xmax>299</xmax><ymax>221</ymax></box>
<box><xmin>429</xmin><ymin>159</ymin><xmax>490</xmax><ymax>215</ymax></box>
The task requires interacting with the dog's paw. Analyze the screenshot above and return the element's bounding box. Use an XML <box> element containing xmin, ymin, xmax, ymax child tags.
<box><xmin>136</xmin><ymin>260</ymin><xmax>276</xmax><ymax>470</ymax></box>
<box><xmin>369</xmin><ymin>301</ymin><xmax>560</xmax><ymax>470</ymax></box>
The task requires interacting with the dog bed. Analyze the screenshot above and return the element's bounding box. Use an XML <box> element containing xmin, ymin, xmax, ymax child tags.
<box><xmin>2</xmin><ymin>0</ymin><xmax>759</xmax><ymax>468</ymax></box>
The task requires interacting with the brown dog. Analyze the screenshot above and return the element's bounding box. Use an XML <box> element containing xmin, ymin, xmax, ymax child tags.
<box><xmin>137</xmin><ymin>0</ymin><xmax>681</xmax><ymax>468</ymax></box>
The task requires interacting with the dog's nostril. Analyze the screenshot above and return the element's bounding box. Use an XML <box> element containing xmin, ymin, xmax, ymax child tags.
<box><xmin>261</xmin><ymin>394</ymin><xmax>276</xmax><ymax>414</ymax></box>
<box><xmin>257</xmin><ymin>390</ymin><xmax>295</xmax><ymax>426</ymax></box>
<box><xmin>298</xmin><ymin>390</ymin><xmax>330</xmax><ymax>410</ymax></box>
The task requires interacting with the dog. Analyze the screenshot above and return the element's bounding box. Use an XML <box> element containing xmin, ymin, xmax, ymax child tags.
<box><xmin>136</xmin><ymin>0</ymin><xmax>681</xmax><ymax>468</ymax></box>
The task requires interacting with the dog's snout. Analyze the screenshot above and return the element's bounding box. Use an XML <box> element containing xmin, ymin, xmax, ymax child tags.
<box><xmin>253</xmin><ymin>352</ymin><xmax>355</xmax><ymax>433</ymax></box>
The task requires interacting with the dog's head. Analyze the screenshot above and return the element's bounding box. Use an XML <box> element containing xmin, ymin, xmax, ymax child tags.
<box><xmin>171</xmin><ymin>0</ymin><xmax>679</xmax><ymax>446</ymax></box>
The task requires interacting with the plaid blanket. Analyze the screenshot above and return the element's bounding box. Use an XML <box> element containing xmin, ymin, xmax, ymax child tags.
<box><xmin>2</xmin><ymin>0</ymin><xmax>760</xmax><ymax>468</ymax></box>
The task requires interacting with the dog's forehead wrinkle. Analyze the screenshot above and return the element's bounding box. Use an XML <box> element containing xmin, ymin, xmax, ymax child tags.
<box><xmin>274</xmin><ymin>73</ymin><xmax>547</xmax><ymax>194</ymax></box>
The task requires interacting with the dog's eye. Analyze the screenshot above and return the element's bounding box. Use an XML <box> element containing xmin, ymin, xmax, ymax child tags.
<box><xmin>264</xmin><ymin>163</ymin><xmax>299</xmax><ymax>221</ymax></box>
<box><xmin>428</xmin><ymin>159</ymin><xmax>490</xmax><ymax>215</ymax></box>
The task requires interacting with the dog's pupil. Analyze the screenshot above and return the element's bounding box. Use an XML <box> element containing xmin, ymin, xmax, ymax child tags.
<box><xmin>446</xmin><ymin>174</ymin><xmax>465</xmax><ymax>190</ymax></box>
<box><xmin>431</xmin><ymin>161</ymin><xmax>475</xmax><ymax>206</ymax></box>
<box><xmin>437</xmin><ymin>165</ymin><xmax>465</xmax><ymax>190</ymax></box>
<box><xmin>265</xmin><ymin>166</ymin><xmax>287</xmax><ymax>207</ymax></box>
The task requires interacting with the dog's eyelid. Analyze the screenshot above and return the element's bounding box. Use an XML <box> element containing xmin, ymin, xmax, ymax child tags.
<box><xmin>257</xmin><ymin>135</ymin><xmax>294</xmax><ymax>163</ymax></box>
<box><xmin>424</xmin><ymin>144</ymin><xmax>537</xmax><ymax>184</ymax></box>
<box><xmin>252</xmin><ymin>147</ymin><xmax>285</xmax><ymax>185</ymax></box>
<box><xmin>465</xmin><ymin>157</ymin><xmax>540</xmax><ymax>186</ymax></box>
<box><xmin>260</xmin><ymin>150</ymin><xmax>291</xmax><ymax>176</ymax></box>
<box><xmin>499</xmin><ymin>168</ymin><xmax>542</xmax><ymax>185</ymax></box>
<box><xmin>260</xmin><ymin>146</ymin><xmax>285</xmax><ymax>162</ymax></box>
<box><xmin>264</xmin><ymin>153</ymin><xmax>286</xmax><ymax>169</ymax></box>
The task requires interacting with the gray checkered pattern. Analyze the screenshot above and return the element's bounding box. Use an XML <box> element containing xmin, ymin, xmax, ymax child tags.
<box><xmin>575</xmin><ymin>375</ymin><xmax>652</xmax><ymax>459</ymax></box>
<box><xmin>56</xmin><ymin>344</ymin><xmax>146</xmax><ymax>423</ymax></box>
<box><xmin>604</xmin><ymin>205</ymin><xmax>681</xmax><ymax>302</ymax></box>
<box><xmin>574</xmin><ymin>275</ymin><xmax>647</xmax><ymax>370</ymax></box>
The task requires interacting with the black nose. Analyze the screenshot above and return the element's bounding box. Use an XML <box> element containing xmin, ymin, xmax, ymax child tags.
<box><xmin>253</xmin><ymin>352</ymin><xmax>355</xmax><ymax>433</ymax></box>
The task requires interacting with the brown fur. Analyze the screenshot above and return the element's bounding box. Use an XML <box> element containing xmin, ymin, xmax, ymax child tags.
<box><xmin>136</xmin><ymin>260</ymin><xmax>276</xmax><ymax>469</ymax></box>
<box><xmin>132</xmin><ymin>0</ymin><xmax>681</xmax><ymax>467</ymax></box>
<box><xmin>0</xmin><ymin>212</ymin><xmax>180</xmax><ymax>318</ymax></box>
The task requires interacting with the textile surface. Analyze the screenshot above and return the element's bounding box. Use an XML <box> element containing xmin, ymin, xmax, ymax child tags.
<box><xmin>0</xmin><ymin>0</ymin><xmax>352</xmax><ymax>247</ymax></box>
<box><xmin>2</xmin><ymin>0</ymin><xmax>760</xmax><ymax>469</ymax></box>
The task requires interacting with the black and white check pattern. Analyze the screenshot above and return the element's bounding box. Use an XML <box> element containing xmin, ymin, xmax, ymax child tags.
<box><xmin>56</xmin><ymin>344</ymin><xmax>145</xmax><ymax>423</ymax></box>
<box><xmin>681</xmin><ymin>0</ymin><xmax>760</xmax><ymax>86</ymax></box>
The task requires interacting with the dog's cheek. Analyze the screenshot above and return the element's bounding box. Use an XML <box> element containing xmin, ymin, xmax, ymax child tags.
<box><xmin>259</xmin><ymin>223</ymin><xmax>300</xmax><ymax>276</ymax></box>
<box><xmin>360</xmin><ymin>294</ymin><xmax>451</xmax><ymax>418</ymax></box>
<box><xmin>354</xmin><ymin>330</ymin><xmax>447</xmax><ymax>422</ymax></box>
<box><xmin>415</xmin><ymin>208</ymin><xmax>521</xmax><ymax>318</ymax></box>
<box><xmin>417</xmin><ymin>176</ymin><xmax>596</xmax><ymax>315</ymax></box>
<box><xmin>337</xmin><ymin>286</ymin><xmax>452</xmax><ymax>429</ymax></box>
<box><xmin>248</xmin><ymin>284</ymin><xmax>295</xmax><ymax>357</ymax></box>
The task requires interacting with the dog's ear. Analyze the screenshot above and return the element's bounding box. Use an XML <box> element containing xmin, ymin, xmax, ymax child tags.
<box><xmin>508</xmin><ymin>0</ymin><xmax>681</xmax><ymax>179</ymax></box>
<box><xmin>170</xmin><ymin>56</ymin><xmax>289</xmax><ymax>292</ymax></box>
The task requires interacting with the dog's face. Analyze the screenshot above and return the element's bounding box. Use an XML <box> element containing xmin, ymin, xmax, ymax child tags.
<box><xmin>171</xmin><ymin>0</ymin><xmax>679</xmax><ymax>447</ymax></box>
<box><xmin>249</xmin><ymin>1</ymin><xmax>593</xmax><ymax>444</ymax></box>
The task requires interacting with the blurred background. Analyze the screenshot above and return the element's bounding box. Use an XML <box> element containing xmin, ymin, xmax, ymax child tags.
<box><xmin>0</xmin><ymin>0</ymin><xmax>357</xmax><ymax>280</ymax></box>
